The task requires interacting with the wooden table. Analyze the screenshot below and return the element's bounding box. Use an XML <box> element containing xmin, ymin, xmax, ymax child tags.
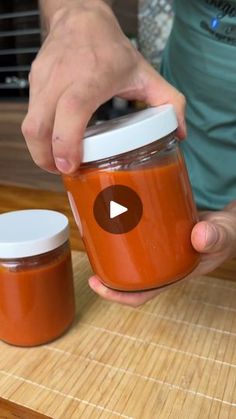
<box><xmin>0</xmin><ymin>251</ymin><xmax>236</xmax><ymax>419</ymax></box>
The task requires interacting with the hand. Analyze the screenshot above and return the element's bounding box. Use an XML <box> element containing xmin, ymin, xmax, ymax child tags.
<box><xmin>22</xmin><ymin>0</ymin><xmax>186</xmax><ymax>174</ymax></box>
<box><xmin>88</xmin><ymin>201</ymin><xmax>236</xmax><ymax>306</ymax></box>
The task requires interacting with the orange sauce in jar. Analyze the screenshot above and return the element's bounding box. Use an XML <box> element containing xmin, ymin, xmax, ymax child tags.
<box><xmin>63</xmin><ymin>106</ymin><xmax>200</xmax><ymax>291</ymax></box>
<box><xmin>0</xmin><ymin>210</ymin><xmax>75</xmax><ymax>346</ymax></box>
<box><xmin>64</xmin><ymin>141</ymin><xmax>199</xmax><ymax>291</ymax></box>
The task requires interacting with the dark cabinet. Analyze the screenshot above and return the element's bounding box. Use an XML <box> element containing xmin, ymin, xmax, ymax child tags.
<box><xmin>0</xmin><ymin>0</ymin><xmax>40</xmax><ymax>99</ymax></box>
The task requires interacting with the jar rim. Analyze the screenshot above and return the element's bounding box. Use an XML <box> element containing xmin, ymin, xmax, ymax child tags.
<box><xmin>81</xmin><ymin>105</ymin><xmax>178</xmax><ymax>163</ymax></box>
<box><xmin>0</xmin><ymin>210</ymin><xmax>69</xmax><ymax>259</ymax></box>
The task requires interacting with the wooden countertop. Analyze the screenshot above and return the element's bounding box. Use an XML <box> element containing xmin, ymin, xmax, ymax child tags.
<box><xmin>0</xmin><ymin>183</ymin><xmax>235</xmax><ymax>418</ymax></box>
<box><xmin>0</xmin><ymin>102</ymin><xmax>64</xmax><ymax>192</ymax></box>
<box><xmin>0</xmin><ymin>101</ymin><xmax>236</xmax><ymax>417</ymax></box>
<box><xmin>0</xmin><ymin>251</ymin><xmax>236</xmax><ymax>419</ymax></box>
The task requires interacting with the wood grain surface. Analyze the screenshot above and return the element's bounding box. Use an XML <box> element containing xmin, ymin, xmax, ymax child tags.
<box><xmin>0</xmin><ymin>252</ymin><xmax>236</xmax><ymax>418</ymax></box>
<box><xmin>0</xmin><ymin>397</ymin><xmax>51</xmax><ymax>419</ymax></box>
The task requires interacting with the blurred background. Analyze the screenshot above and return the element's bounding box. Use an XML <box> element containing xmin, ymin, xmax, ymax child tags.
<box><xmin>0</xmin><ymin>0</ymin><xmax>40</xmax><ymax>100</ymax></box>
<box><xmin>0</xmin><ymin>0</ymin><xmax>138</xmax><ymax>100</ymax></box>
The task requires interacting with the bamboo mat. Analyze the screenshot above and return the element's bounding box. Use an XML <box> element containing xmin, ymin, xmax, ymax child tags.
<box><xmin>0</xmin><ymin>252</ymin><xmax>236</xmax><ymax>419</ymax></box>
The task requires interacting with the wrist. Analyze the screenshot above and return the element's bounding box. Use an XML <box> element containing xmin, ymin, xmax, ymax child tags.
<box><xmin>40</xmin><ymin>0</ymin><xmax>113</xmax><ymax>34</ymax></box>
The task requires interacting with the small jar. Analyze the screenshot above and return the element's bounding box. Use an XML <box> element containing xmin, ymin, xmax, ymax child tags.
<box><xmin>0</xmin><ymin>210</ymin><xmax>75</xmax><ymax>346</ymax></box>
<box><xmin>64</xmin><ymin>105</ymin><xmax>200</xmax><ymax>291</ymax></box>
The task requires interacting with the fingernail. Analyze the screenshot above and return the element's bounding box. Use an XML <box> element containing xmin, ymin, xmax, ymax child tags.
<box><xmin>205</xmin><ymin>223</ymin><xmax>218</xmax><ymax>249</ymax></box>
<box><xmin>88</xmin><ymin>277</ymin><xmax>98</xmax><ymax>289</ymax></box>
<box><xmin>55</xmin><ymin>158</ymin><xmax>72</xmax><ymax>173</ymax></box>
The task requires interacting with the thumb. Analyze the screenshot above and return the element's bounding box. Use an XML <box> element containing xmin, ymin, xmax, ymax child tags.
<box><xmin>191</xmin><ymin>220</ymin><xmax>228</xmax><ymax>253</ymax></box>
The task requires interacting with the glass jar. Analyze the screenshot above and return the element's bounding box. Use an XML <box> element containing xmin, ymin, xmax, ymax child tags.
<box><xmin>64</xmin><ymin>105</ymin><xmax>200</xmax><ymax>291</ymax></box>
<box><xmin>0</xmin><ymin>210</ymin><xmax>75</xmax><ymax>346</ymax></box>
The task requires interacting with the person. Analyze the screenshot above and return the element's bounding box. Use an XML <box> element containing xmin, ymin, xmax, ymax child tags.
<box><xmin>21</xmin><ymin>0</ymin><xmax>236</xmax><ymax>306</ymax></box>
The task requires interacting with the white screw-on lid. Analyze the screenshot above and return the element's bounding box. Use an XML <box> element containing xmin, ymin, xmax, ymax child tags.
<box><xmin>82</xmin><ymin>105</ymin><xmax>178</xmax><ymax>163</ymax></box>
<box><xmin>0</xmin><ymin>210</ymin><xmax>69</xmax><ymax>259</ymax></box>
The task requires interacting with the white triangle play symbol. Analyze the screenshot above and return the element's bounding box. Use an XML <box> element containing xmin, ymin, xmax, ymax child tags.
<box><xmin>110</xmin><ymin>200</ymin><xmax>128</xmax><ymax>219</ymax></box>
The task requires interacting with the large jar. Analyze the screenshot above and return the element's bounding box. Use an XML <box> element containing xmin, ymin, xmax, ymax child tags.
<box><xmin>64</xmin><ymin>106</ymin><xmax>200</xmax><ymax>291</ymax></box>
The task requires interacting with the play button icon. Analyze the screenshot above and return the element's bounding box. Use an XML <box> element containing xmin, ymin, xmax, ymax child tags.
<box><xmin>110</xmin><ymin>201</ymin><xmax>128</xmax><ymax>219</ymax></box>
<box><xmin>93</xmin><ymin>185</ymin><xmax>143</xmax><ymax>234</ymax></box>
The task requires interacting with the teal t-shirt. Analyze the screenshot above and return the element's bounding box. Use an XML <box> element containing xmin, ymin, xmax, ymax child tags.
<box><xmin>161</xmin><ymin>0</ymin><xmax>236</xmax><ymax>209</ymax></box>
